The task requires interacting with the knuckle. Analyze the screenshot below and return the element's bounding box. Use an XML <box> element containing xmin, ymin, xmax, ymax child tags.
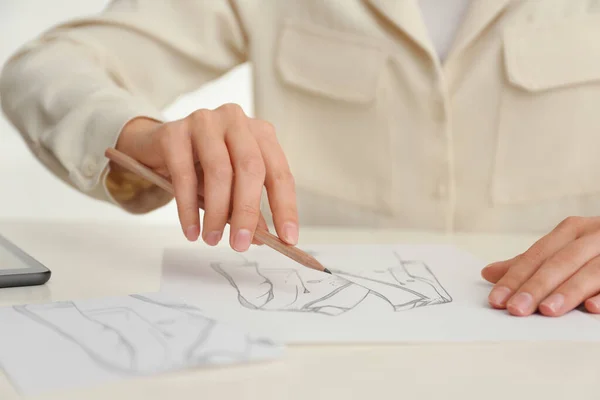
<box><xmin>255</xmin><ymin>120</ymin><xmax>277</xmax><ymax>139</ymax></box>
<box><xmin>205</xmin><ymin>209</ymin><xmax>230</xmax><ymax>223</ymax></box>
<box><xmin>238</xmin><ymin>203</ymin><xmax>261</xmax><ymax>218</ymax></box>
<box><xmin>520</xmin><ymin>273</ymin><xmax>553</xmax><ymax>296</ymax></box>
<box><xmin>497</xmin><ymin>276</ymin><xmax>521</xmax><ymax>290</ymax></box>
<box><xmin>580</xmin><ymin>258</ymin><xmax>600</xmax><ymax>284</ymax></box>
<box><xmin>272</xmin><ymin>205</ymin><xmax>298</xmax><ymax>220</ymax></box>
<box><xmin>220</xmin><ymin>103</ymin><xmax>246</xmax><ymax>119</ymax></box>
<box><xmin>270</xmin><ymin>169</ymin><xmax>295</xmax><ymax>186</ymax></box>
<box><xmin>157</xmin><ymin>133</ymin><xmax>171</xmax><ymax>151</ymax></box>
<box><xmin>563</xmin><ymin>280</ymin><xmax>585</xmax><ymax>298</ymax></box>
<box><xmin>557</xmin><ymin>216</ymin><xmax>584</xmax><ymax>232</ymax></box>
<box><xmin>173</xmin><ymin>171</ymin><xmax>197</xmax><ymax>187</ymax></box>
<box><xmin>516</xmin><ymin>246</ymin><xmax>544</xmax><ymax>267</ymax></box>
<box><xmin>260</xmin><ymin>120</ymin><xmax>276</xmax><ymax>135</ymax></box>
<box><xmin>547</xmin><ymin>251</ymin><xmax>575</xmax><ymax>269</ymax></box>
<box><xmin>498</xmin><ymin>269</ymin><xmax>530</xmax><ymax>290</ymax></box>
<box><xmin>188</xmin><ymin>109</ymin><xmax>212</xmax><ymax>130</ymax></box>
<box><xmin>157</xmin><ymin>124</ymin><xmax>178</xmax><ymax>148</ymax></box>
<box><xmin>177</xmin><ymin>201</ymin><xmax>198</xmax><ymax>218</ymax></box>
<box><xmin>519</xmin><ymin>285</ymin><xmax>546</xmax><ymax>301</ymax></box>
<box><xmin>204</xmin><ymin>162</ymin><xmax>233</xmax><ymax>182</ymax></box>
<box><xmin>590</xmin><ymin>258</ymin><xmax>600</xmax><ymax>274</ymax></box>
<box><xmin>239</xmin><ymin>156</ymin><xmax>266</xmax><ymax>179</ymax></box>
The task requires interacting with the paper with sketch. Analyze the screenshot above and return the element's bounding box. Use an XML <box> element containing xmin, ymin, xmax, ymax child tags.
<box><xmin>0</xmin><ymin>293</ymin><xmax>282</xmax><ymax>396</ymax></box>
<box><xmin>161</xmin><ymin>244</ymin><xmax>600</xmax><ymax>343</ymax></box>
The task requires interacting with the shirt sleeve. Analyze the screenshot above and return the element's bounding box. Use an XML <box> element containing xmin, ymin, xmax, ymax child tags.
<box><xmin>0</xmin><ymin>0</ymin><xmax>247</xmax><ymax>213</ymax></box>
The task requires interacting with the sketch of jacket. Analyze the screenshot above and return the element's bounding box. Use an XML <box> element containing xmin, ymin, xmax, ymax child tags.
<box><xmin>213</xmin><ymin>259</ymin><xmax>452</xmax><ymax>316</ymax></box>
<box><xmin>13</xmin><ymin>294</ymin><xmax>277</xmax><ymax>374</ymax></box>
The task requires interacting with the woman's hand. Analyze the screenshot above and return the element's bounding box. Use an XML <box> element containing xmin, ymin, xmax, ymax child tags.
<box><xmin>114</xmin><ymin>104</ymin><xmax>298</xmax><ymax>252</ymax></box>
<box><xmin>482</xmin><ymin>216</ymin><xmax>600</xmax><ymax>317</ymax></box>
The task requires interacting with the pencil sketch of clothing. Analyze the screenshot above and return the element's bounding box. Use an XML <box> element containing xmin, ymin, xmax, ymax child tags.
<box><xmin>12</xmin><ymin>294</ymin><xmax>279</xmax><ymax>375</ymax></box>
<box><xmin>212</xmin><ymin>255</ymin><xmax>452</xmax><ymax>316</ymax></box>
<box><xmin>334</xmin><ymin>260</ymin><xmax>452</xmax><ymax>310</ymax></box>
<box><xmin>213</xmin><ymin>261</ymin><xmax>370</xmax><ymax>316</ymax></box>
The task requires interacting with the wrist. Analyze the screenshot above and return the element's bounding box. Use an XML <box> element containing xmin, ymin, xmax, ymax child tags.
<box><xmin>106</xmin><ymin>116</ymin><xmax>164</xmax><ymax>203</ymax></box>
<box><xmin>116</xmin><ymin>116</ymin><xmax>162</xmax><ymax>156</ymax></box>
<box><xmin>112</xmin><ymin>116</ymin><xmax>162</xmax><ymax>174</ymax></box>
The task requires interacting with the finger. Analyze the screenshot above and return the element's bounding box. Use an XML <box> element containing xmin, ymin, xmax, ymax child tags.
<box><xmin>195</xmin><ymin>155</ymin><xmax>266</xmax><ymax>246</ymax></box>
<box><xmin>188</xmin><ymin>110</ymin><xmax>232</xmax><ymax>247</ymax></box>
<box><xmin>194</xmin><ymin>162</ymin><xmax>206</xmax><ymax>197</ymax></box>
<box><xmin>250</xmin><ymin>119</ymin><xmax>299</xmax><ymax>245</ymax></box>
<box><xmin>538</xmin><ymin>254</ymin><xmax>600</xmax><ymax>317</ymax></box>
<box><xmin>584</xmin><ymin>293</ymin><xmax>600</xmax><ymax>314</ymax></box>
<box><xmin>159</xmin><ymin>121</ymin><xmax>199</xmax><ymax>241</ymax></box>
<box><xmin>488</xmin><ymin>216</ymin><xmax>600</xmax><ymax>309</ymax></box>
<box><xmin>220</xmin><ymin>104</ymin><xmax>266</xmax><ymax>252</ymax></box>
<box><xmin>505</xmin><ymin>230</ymin><xmax>600</xmax><ymax>316</ymax></box>
<box><xmin>481</xmin><ymin>258</ymin><xmax>515</xmax><ymax>283</ymax></box>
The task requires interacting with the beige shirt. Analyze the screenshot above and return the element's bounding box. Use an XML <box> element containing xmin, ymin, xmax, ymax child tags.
<box><xmin>2</xmin><ymin>0</ymin><xmax>600</xmax><ymax>234</ymax></box>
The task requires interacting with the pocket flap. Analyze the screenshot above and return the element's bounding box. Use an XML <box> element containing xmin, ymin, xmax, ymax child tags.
<box><xmin>503</xmin><ymin>16</ymin><xmax>600</xmax><ymax>92</ymax></box>
<box><xmin>275</xmin><ymin>20</ymin><xmax>386</xmax><ymax>104</ymax></box>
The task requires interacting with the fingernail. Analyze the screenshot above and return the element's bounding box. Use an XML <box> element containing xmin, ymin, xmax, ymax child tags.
<box><xmin>488</xmin><ymin>286</ymin><xmax>511</xmax><ymax>307</ymax></box>
<box><xmin>540</xmin><ymin>293</ymin><xmax>564</xmax><ymax>314</ymax></box>
<box><xmin>204</xmin><ymin>231</ymin><xmax>222</xmax><ymax>246</ymax></box>
<box><xmin>185</xmin><ymin>225</ymin><xmax>199</xmax><ymax>241</ymax></box>
<box><xmin>586</xmin><ymin>297</ymin><xmax>600</xmax><ymax>312</ymax></box>
<box><xmin>283</xmin><ymin>222</ymin><xmax>298</xmax><ymax>245</ymax></box>
<box><xmin>507</xmin><ymin>292</ymin><xmax>534</xmax><ymax>315</ymax></box>
<box><xmin>233</xmin><ymin>229</ymin><xmax>252</xmax><ymax>251</ymax></box>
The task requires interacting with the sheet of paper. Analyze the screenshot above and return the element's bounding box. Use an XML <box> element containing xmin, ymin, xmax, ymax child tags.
<box><xmin>160</xmin><ymin>244</ymin><xmax>600</xmax><ymax>343</ymax></box>
<box><xmin>0</xmin><ymin>292</ymin><xmax>282</xmax><ymax>396</ymax></box>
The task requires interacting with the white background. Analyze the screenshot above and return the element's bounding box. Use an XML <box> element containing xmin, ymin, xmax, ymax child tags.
<box><xmin>0</xmin><ymin>0</ymin><xmax>253</xmax><ymax>223</ymax></box>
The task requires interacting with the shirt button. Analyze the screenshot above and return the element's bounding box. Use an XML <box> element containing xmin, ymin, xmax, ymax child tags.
<box><xmin>432</xmin><ymin>97</ymin><xmax>446</xmax><ymax>122</ymax></box>
<box><xmin>435</xmin><ymin>181</ymin><xmax>448</xmax><ymax>199</ymax></box>
<box><xmin>82</xmin><ymin>156</ymin><xmax>97</xmax><ymax>178</ymax></box>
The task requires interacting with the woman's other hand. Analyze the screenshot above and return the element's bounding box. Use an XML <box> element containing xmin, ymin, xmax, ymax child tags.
<box><xmin>482</xmin><ymin>216</ymin><xmax>600</xmax><ymax>317</ymax></box>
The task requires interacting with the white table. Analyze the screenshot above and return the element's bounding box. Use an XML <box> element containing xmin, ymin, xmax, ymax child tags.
<box><xmin>0</xmin><ymin>220</ymin><xmax>598</xmax><ymax>400</ymax></box>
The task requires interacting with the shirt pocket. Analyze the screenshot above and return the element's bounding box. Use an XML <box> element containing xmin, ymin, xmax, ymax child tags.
<box><xmin>491</xmin><ymin>16</ymin><xmax>600</xmax><ymax>205</ymax></box>
<box><xmin>272</xmin><ymin>19</ymin><xmax>393</xmax><ymax>214</ymax></box>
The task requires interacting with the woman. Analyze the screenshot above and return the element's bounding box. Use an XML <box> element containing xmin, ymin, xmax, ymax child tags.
<box><xmin>2</xmin><ymin>0</ymin><xmax>600</xmax><ymax>318</ymax></box>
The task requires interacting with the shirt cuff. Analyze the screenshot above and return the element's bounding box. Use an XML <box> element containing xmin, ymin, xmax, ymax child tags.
<box><xmin>67</xmin><ymin>95</ymin><xmax>173</xmax><ymax>213</ymax></box>
<box><xmin>102</xmin><ymin>165</ymin><xmax>173</xmax><ymax>214</ymax></box>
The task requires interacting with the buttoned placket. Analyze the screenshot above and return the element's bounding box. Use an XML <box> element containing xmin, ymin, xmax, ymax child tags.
<box><xmin>364</xmin><ymin>0</ymin><xmax>513</xmax><ymax>231</ymax></box>
<box><xmin>430</xmin><ymin>64</ymin><xmax>455</xmax><ymax>234</ymax></box>
<box><xmin>430</xmin><ymin>0</ymin><xmax>515</xmax><ymax>233</ymax></box>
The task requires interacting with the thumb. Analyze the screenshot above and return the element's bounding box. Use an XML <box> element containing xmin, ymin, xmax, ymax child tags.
<box><xmin>481</xmin><ymin>260</ymin><xmax>513</xmax><ymax>283</ymax></box>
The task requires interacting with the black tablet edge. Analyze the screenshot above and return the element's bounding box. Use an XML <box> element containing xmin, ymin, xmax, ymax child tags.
<box><xmin>0</xmin><ymin>233</ymin><xmax>52</xmax><ymax>276</ymax></box>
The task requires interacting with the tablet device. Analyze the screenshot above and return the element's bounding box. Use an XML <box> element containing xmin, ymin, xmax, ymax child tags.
<box><xmin>0</xmin><ymin>233</ymin><xmax>51</xmax><ymax>288</ymax></box>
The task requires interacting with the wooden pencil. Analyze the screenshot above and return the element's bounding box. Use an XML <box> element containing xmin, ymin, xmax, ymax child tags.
<box><xmin>104</xmin><ymin>148</ymin><xmax>330</xmax><ymax>274</ymax></box>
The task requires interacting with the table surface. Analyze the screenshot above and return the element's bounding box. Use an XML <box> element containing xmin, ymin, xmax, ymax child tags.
<box><xmin>0</xmin><ymin>219</ymin><xmax>599</xmax><ymax>400</ymax></box>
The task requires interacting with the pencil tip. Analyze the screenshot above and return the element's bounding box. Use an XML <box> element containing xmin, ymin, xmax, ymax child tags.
<box><xmin>323</xmin><ymin>268</ymin><xmax>332</xmax><ymax>274</ymax></box>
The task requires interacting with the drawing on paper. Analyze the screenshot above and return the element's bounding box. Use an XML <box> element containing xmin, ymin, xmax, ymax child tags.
<box><xmin>211</xmin><ymin>252</ymin><xmax>452</xmax><ymax>316</ymax></box>
<box><xmin>12</xmin><ymin>294</ymin><xmax>278</xmax><ymax>375</ymax></box>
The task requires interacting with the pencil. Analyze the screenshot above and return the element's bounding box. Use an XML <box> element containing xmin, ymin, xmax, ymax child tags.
<box><xmin>105</xmin><ymin>148</ymin><xmax>330</xmax><ymax>274</ymax></box>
